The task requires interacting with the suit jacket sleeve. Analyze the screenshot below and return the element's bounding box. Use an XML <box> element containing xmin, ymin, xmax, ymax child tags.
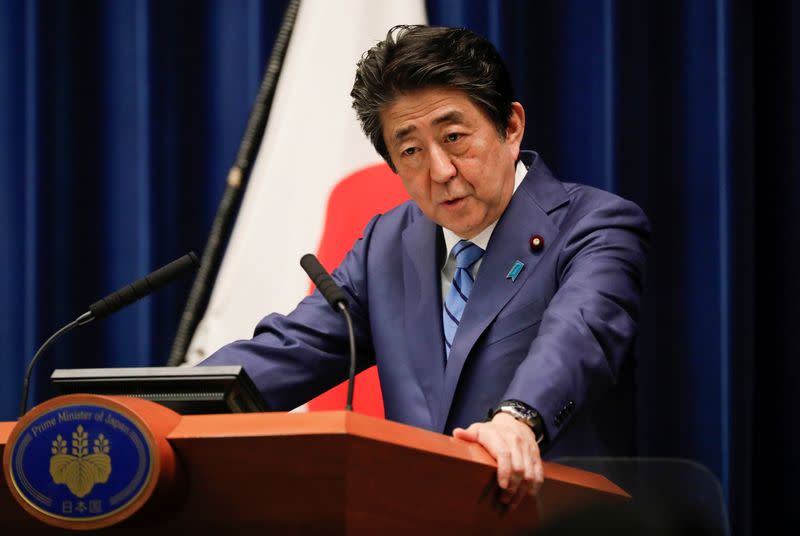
<box><xmin>199</xmin><ymin>215</ymin><xmax>381</xmax><ymax>411</ymax></box>
<box><xmin>501</xmin><ymin>194</ymin><xmax>649</xmax><ymax>444</ymax></box>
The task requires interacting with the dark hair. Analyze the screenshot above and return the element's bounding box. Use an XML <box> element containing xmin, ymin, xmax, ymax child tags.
<box><xmin>351</xmin><ymin>25</ymin><xmax>515</xmax><ymax>170</ymax></box>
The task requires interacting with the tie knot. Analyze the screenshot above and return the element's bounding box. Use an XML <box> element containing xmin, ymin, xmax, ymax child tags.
<box><xmin>452</xmin><ymin>240</ymin><xmax>484</xmax><ymax>270</ymax></box>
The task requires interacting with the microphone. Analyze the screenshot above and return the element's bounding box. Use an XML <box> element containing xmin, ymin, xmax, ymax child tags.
<box><xmin>19</xmin><ymin>252</ymin><xmax>200</xmax><ymax>416</ymax></box>
<box><xmin>89</xmin><ymin>252</ymin><xmax>200</xmax><ymax>321</ymax></box>
<box><xmin>299</xmin><ymin>254</ymin><xmax>357</xmax><ymax>411</ymax></box>
<box><xmin>299</xmin><ymin>254</ymin><xmax>348</xmax><ymax>311</ymax></box>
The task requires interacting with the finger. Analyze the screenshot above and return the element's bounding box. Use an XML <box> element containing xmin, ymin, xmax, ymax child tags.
<box><xmin>530</xmin><ymin>447</ymin><xmax>545</xmax><ymax>496</ymax></box>
<box><xmin>474</xmin><ymin>427</ymin><xmax>512</xmax><ymax>489</ymax></box>
<box><xmin>453</xmin><ymin>423</ymin><xmax>481</xmax><ymax>442</ymax></box>
<box><xmin>508</xmin><ymin>448</ymin><xmax>536</xmax><ymax>510</ymax></box>
<box><xmin>500</xmin><ymin>437</ymin><xmax>525</xmax><ymax>504</ymax></box>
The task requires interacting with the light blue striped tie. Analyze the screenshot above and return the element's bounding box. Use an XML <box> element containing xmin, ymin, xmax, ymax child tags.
<box><xmin>443</xmin><ymin>240</ymin><xmax>484</xmax><ymax>359</ymax></box>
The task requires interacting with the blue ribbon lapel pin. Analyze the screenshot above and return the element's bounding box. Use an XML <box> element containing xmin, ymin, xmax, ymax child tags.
<box><xmin>506</xmin><ymin>260</ymin><xmax>525</xmax><ymax>282</ymax></box>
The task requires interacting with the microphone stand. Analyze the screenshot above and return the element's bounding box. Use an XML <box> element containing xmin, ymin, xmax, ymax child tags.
<box><xmin>18</xmin><ymin>312</ymin><xmax>92</xmax><ymax>417</ymax></box>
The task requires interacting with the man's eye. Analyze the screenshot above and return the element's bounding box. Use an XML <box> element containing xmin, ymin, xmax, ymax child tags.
<box><xmin>445</xmin><ymin>133</ymin><xmax>462</xmax><ymax>143</ymax></box>
<box><xmin>402</xmin><ymin>147</ymin><xmax>419</xmax><ymax>156</ymax></box>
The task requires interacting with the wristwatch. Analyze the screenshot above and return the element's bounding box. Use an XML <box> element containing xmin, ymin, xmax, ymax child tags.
<box><xmin>488</xmin><ymin>399</ymin><xmax>546</xmax><ymax>445</ymax></box>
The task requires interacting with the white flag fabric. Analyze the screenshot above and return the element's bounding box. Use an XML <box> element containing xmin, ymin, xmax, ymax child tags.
<box><xmin>187</xmin><ymin>1</ymin><xmax>427</xmax><ymax>373</ymax></box>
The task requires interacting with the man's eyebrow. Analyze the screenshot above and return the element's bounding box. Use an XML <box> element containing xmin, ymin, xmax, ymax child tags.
<box><xmin>391</xmin><ymin>111</ymin><xmax>466</xmax><ymax>146</ymax></box>
<box><xmin>431</xmin><ymin>110</ymin><xmax>465</xmax><ymax>127</ymax></box>
<box><xmin>393</xmin><ymin>125</ymin><xmax>416</xmax><ymax>144</ymax></box>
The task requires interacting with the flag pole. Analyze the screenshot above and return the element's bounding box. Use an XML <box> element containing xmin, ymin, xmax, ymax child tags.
<box><xmin>167</xmin><ymin>0</ymin><xmax>302</xmax><ymax>366</ymax></box>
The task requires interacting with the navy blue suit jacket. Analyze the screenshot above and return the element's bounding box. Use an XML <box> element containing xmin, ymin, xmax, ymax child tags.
<box><xmin>201</xmin><ymin>152</ymin><xmax>650</xmax><ymax>458</ymax></box>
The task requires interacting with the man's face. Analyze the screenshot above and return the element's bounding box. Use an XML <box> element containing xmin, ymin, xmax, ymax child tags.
<box><xmin>380</xmin><ymin>87</ymin><xmax>525</xmax><ymax>239</ymax></box>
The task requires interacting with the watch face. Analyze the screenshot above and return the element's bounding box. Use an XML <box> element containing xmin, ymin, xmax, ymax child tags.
<box><xmin>491</xmin><ymin>402</ymin><xmax>545</xmax><ymax>444</ymax></box>
<box><xmin>499</xmin><ymin>406</ymin><xmax>532</xmax><ymax>425</ymax></box>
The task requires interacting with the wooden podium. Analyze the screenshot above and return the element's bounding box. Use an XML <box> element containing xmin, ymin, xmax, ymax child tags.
<box><xmin>1</xmin><ymin>395</ymin><xmax>627</xmax><ymax>534</ymax></box>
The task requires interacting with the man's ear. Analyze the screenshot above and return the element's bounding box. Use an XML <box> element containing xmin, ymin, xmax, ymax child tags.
<box><xmin>505</xmin><ymin>102</ymin><xmax>526</xmax><ymax>157</ymax></box>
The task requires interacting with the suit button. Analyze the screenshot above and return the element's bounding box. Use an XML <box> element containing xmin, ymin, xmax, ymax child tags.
<box><xmin>568</xmin><ymin>400</ymin><xmax>575</xmax><ymax>408</ymax></box>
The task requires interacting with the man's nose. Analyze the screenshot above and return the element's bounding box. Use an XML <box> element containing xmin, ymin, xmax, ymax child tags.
<box><xmin>429</xmin><ymin>145</ymin><xmax>457</xmax><ymax>183</ymax></box>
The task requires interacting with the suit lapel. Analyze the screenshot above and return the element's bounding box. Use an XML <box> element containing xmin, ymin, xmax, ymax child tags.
<box><xmin>441</xmin><ymin>156</ymin><xmax>570</xmax><ymax>421</ymax></box>
<box><xmin>401</xmin><ymin>215</ymin><xmax>446</xmax><ymax>429</ymax></box>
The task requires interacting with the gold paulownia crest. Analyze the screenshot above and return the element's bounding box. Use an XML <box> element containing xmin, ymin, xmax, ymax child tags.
<box><xmin>49</xmin><ymin>425</ymin><xmax>111</xmax><ymax>498</ymax></box>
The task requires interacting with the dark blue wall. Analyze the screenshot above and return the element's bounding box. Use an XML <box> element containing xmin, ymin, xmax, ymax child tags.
<box><xmin>1</xmin><ymin>1</ymin><xmax>796</xmax><ymax>533</ymax></box>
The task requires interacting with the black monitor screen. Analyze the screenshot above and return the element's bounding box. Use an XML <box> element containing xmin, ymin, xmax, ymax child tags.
<box><xmin>50</xmin><ymin>366</ymin><xmax>269</xmax><ymax>415</ymax></box>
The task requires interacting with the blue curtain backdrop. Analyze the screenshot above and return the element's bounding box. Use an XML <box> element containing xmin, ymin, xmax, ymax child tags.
<box><xmin>1</xmin><ymin>1</ymin><xmax>796</xmax><ymax>533</ymax></box>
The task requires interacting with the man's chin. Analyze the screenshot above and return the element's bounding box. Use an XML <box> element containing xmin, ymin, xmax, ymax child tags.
<box><xmin>425</xmin><ymin>203</ymin><xmax>485</xmax><ymax>238</ymax></box>
<box><xmin>439</xmin><ymin>219</ymin><xmax>482</xmax><ymax>239</ymax></box>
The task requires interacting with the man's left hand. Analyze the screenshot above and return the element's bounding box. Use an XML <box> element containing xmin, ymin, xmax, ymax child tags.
<box><xmin>453</xmin><ymin>412</ymin><xmax>544</xmax><ymax>511</ymax></box>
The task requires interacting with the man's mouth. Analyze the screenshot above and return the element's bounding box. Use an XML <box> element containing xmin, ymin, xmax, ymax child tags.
<box><xmin>442</xmin><ymin>196</ymin><xmax>466</xmax><ymax>207</ymax></box>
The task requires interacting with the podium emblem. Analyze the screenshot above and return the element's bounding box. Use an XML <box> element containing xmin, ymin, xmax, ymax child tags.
<box><xmin>6</xmin><ymin>402</ymin><xmax>153</xmax><ymax>523</ymax></box>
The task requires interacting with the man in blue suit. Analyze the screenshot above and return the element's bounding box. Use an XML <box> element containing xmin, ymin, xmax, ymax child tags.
<box><xmin>201</xmin><ymin>26</ymin><xmax>649</xmax><ymax>510</ymax></box>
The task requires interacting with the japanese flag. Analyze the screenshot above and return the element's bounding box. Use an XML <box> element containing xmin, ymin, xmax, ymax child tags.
<box><xmin>187</xmin><ymin>0</ymin><xmax>427</xmax><ymax>417</ymax></box>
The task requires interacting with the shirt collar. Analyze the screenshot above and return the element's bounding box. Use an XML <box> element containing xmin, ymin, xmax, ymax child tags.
<box><xmin>442</xmin><ymin>160</ymin><xmax>528</xmax><ymax>260</ymax></box>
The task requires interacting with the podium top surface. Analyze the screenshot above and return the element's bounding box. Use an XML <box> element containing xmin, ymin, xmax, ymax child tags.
<box><xmin>169</xmin><ymin>410</ymin><xmax>627</xmax><ymax>496</ymax></box>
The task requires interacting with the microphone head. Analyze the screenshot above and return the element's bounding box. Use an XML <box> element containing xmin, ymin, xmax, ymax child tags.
<box><xmin>299</xmin><ymin>253</ymin><xmax>322</xmax><ymax>276</ymax></box>
<box><xmin>88</xmin><ymin>252</ymin><xmax>200</xmax><ymax>320</ymax></box>
<box><xmin>300</xmin><ymin>254</ymin><xmax>348</xmax><ymax>311</ymax></box>
<box><xmin>148</xmin><ymin>252</ymin><xmax>200</xmax><ymax>289</ymax></box>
